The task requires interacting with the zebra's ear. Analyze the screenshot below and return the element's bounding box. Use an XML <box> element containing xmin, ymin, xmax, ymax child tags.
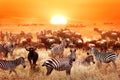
<box><xmin>70</xmin><ymin>49</ymin><xmax>72</xmax><ymax>52</ymax></box>
<box><xmin>87</xmin><ymin>52</ymin><xmax>89</xmax><ymax>55</ymax></box>
<box><xmin>74</xmin><ymin>49</ymin><xmax>76</xmax><ymax>52</ymax></box>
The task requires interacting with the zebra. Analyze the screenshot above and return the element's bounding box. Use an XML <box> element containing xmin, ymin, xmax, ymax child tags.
<box><xmin>0</xmin><ymin>42</ymin><xmax>16</xmax><ymax>58</ymax></box>
<box><xmin>42</xmin><ymin>49</ymin><xmax>76</xmax><ymax>76</ymax></box>
<box><xmin>50</xmin><ymin>39</ymin><xmax>67</xmax><ymax>58</ymax></box>
<box><xmin>88</xmin><ymin>47</ymin><xmax>118</xmax><ymax>69</ymax></box>
<box><xmin>0</xmin><ymin>57</ymin><xmax>26</xmax><ymax>75</ymax></box>
<box><xmin>81</xmin><ymin>55</ymin><xmax>95</xmax><ymax>65</ymax></box>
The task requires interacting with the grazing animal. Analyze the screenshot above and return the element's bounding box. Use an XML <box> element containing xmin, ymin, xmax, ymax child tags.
<box><xmin>82</xmin><ymin>55</ymin><xmax>95</xmax><ymax>65</ymax></box>
<box><xmin>0</xmin><ymin>42</ymin><xmax>16</xmax><ymax>58</ymax></box>
<box><xmin>0</xmin><ymin>57</ymin><xmax>26</xmax><ymax>75</ymax></box>
<box><xmin>26</xmin><ymin>46</ymin><xmax>38</xmax><ymax>69</ymax></box>
<box><xmin>94</xmin><ymin>28</ymin><xmax>119</xmax><ymax>41</ymax></box>
<box><xmin>88</xmin><ymin>47</ymin><xmax>118</xmax><ymax>69</ymax></box>
<box><xmin>42</xmin><ymin>49</ymin><xmax>76</xmax><ymax>76</ymax></box>
<box><xmin>51</xmin><ymin>40</ymin><xmax>67</xmax><ymax>58</ymax></box>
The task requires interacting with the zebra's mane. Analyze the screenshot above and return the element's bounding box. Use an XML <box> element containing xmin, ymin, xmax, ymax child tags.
<box><xmin>93</xmin><ymin>48</ymin><xmax>110</xmax><ymax>56</ymax></box>
<box><xmin>92</xmin><ymin>48</ymin><xmax>101</xmax><ymax>55</ymax></box>
<box><xmin>0</xmin><ymin>57</ymin><xmax>22</xmax><ymax>66</ymax></box>
<box><xmin>14</xmin><ymin>57</ymin><xmax>24</xmax><ymax>65</ymax></box>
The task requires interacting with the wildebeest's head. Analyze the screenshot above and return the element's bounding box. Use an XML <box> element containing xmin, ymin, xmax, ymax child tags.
<box><xmin>25</xmin><ymin>46</ymin><xmax>37</xmax><ymax>52</ymax></box>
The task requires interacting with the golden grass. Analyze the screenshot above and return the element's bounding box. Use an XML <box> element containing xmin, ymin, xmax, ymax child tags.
<box><xmin>0</xmin><ymin>48</ymin><xmax>119</xmax><ymax>80</ymax></box>
<box><xmin>0</xmin><ymin>23</ymin><xmax>120</xmax><ymax>80</ymax></box>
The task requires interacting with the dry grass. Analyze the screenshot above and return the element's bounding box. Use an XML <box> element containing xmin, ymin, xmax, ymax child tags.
<box><xmin>0</xmin><ymin>22</ymin><xmax>120</xmax><ymax>80</ymax></box>
<box><xmin>0</xmin><ymin>48</ymin><xmax>120</xmax><ymax>80</ymax></box>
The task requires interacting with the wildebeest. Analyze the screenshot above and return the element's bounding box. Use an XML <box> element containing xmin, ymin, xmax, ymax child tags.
<box><xmin>94</xmin><ymin>28</ymin><xmax>120</xmax><ymax>41</ymax></box>
<box><xmin>25</xmin><ymin>46</ymin><xmax>38</xmax><ymax>69</ymax></box>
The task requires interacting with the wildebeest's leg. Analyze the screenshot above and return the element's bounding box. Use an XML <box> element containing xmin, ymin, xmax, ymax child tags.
<box><xmin>28</xmin><ymin>56</ymin><xmax>32</xmax><ymax>68</ymax></box>
<box><xmin>46</xmin><ymin>67</ymin><xmax>53</xmax><ymax>76</ymax></box>
<box><xmin>33</xmin><ymin>53</ymin><xmax>38</xmax><ymax>69</ymax></box>
<box><xmin>28</xmin><ymin>57</ymin><xmax>32</xmax><ymax>64</ymax></box>
<box><xmin>33</xmin><ymin>59</ymin><xmax>37</xmax><ymax>69</ymax></box>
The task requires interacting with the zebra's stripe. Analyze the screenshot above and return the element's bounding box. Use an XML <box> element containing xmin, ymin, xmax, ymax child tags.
<box><xmin>90</xmin><ymin>48</ymin><xmax>117</xmax><ymax>63</ymax></box>
<box><xmin>0</xmin><ymin>57</ymin><xmax>25</xmax><ymax>70</ymax></box>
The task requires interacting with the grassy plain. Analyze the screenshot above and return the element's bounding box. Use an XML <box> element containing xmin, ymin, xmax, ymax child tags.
<box><xmin>0</xmin><ymin>22</ymin><xmax>120</xmax><ymax>80</ymax></box>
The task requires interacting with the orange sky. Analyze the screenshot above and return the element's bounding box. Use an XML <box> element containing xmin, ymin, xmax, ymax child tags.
<box><xmin>0</xmin><ymin>0</ymin><xmax>120</xmax><ymax>23</ymax></box>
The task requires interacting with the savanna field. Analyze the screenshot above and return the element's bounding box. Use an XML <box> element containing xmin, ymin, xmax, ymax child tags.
<box><xmin>0</xmin><ymin>21</ymin><xmax>120</xmax><ymax>80</ymax></box>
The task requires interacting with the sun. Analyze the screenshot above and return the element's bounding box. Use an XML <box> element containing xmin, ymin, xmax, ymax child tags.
<box><xmin>50</xmin><ymin>15</ymin><xmax>67</xmax><ymax>24</ymax></box>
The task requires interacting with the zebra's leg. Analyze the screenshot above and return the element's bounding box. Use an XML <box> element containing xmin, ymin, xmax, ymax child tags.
<box><xmin>9</xmin><ymin>70</ymin><xmax>12</xmax><ymax>74</ymax></box>
<box><xmin>13</xmin><ymin>70</ymin><xmax>18</xmax><ymax>76</ymax></box>
<box><xmin>92</xmin><ymin>57</ymin><xmax>95</xmax><ymax>64</ymax></box>
<box><xmin>96</xmin><ymin>61</ymin><xmax>102</xmax><ymax>68</ymax></box>
<box><xmin>0</xmin><ymin>52</ymin><xmax>4</xmax><ymax>59</ymax></box>
<box><xmin>112</xmin><ymin>61</ymin><xmax>117</xmax><ymax>70</ymax></box>
<box><xmin>53</xmin><ymin>54</ymin><xmax>56</xmax><ymax>58</ymax></box>
<box><xmin>9</xmin><ymin>69</ymin><xmax>18</xmax><ymax>76</ymax></box>
<box><xmin>66</xmin><ymin>69</ymin><xmax>71</xmax><ymax>75</ymax></box>
<box><xmin>66</xmin><ymin>69</ymin><xmax>72</xmax><ymax>80</ymax></box>
<box><xmin>105</xmin><ymin>63</ymin><xmax>110</xmax><ymax>68</ymax></box>
<box><xmin>9</xmin><ymin>52</ymin><xmax>13</xmax><ymax>56</ymax></box>
<box><xmin>46</xmin><ymin>67</ymin><xmax>53</xmax><ymax>76</ymax></box>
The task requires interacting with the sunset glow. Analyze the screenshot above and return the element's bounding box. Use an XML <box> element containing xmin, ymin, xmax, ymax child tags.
<box><xmin>0</xmin><ymin>0</ymin><xmax>120</xmax><ymax>23</ymax></box>
<box><xmin>50</xmin><ymin>16</ymin><xmax>67</xmax><ymax>24</ymax></box>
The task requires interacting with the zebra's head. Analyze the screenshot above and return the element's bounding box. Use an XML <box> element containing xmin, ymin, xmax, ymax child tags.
<box><xmin>87</xmin><ymin>47</ymin><xmax>98</xmax><ymax>55</ymax></box>
<box><xmin>68</xmin><ymin>49</ymin><xmax>76</xmax><ymax>62</ymax></box>
<box><xmin>16</xmin><ymin>57</ymin><xmax>26</xmax><ymax>68</ymax></box>
<box><xmin>61</xmin><ymin>39</ymin><xmax>67</xmax><ymax>47</ymax></box>
<box><xmin>3</xmin><ymin>42</ymin><xmax>16</xmax><ymax>56</ymax></box>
